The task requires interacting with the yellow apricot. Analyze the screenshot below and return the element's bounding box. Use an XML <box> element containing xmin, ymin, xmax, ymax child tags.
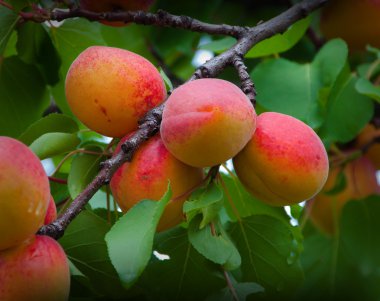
<box><xmin>110</xmin><ymin>134</ymin><xmax>204</xmax><ymax>231</ymax></box>
<box><xmin>0</xmin><ymin>137</ymin><xmax>50</xmax><ymax>251</ymax></box>
<box><xmin>160</xmin><ymin>78</ymin><xmax>256</xmax><ymax>167</ymax></box>
<box><xmin>65</xmin><ymin>46</ymin><xmax>166</xmax><ymax>138</ymax></box>
<box><xmin>233</xmin><ymin>112</ymin><xmax>329</xmax><ymax>206</ymax></box>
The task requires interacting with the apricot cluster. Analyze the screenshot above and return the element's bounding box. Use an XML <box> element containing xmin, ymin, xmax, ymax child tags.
<box><xmin>0</xmin><ymin>137</ymin><xmax>70</xmax><ymax>300</ymax></box>
<box><xmin>66</xmin><ymin>46</ymin><xmax>329</xmax><ymax>231</ymax></box>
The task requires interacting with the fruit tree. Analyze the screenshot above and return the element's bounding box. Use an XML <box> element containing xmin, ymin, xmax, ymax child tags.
<box><xmin>1</xmin><ymin>0</ymin><xmax>380</xmax><ymax>300</ymax></box>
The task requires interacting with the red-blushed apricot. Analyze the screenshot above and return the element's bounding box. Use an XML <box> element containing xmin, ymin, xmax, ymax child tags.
<box><xmin>355</xmin><ymin>124</ymin><xmax>380</xmax><ymax>170</ymax></box>
<box><xmin>233</xmin><ymin>112</ymin><xmax>329</xmax><ymax>206</ymax></box>
<box><xmin>0</xmin><ymin>137</ymin><xmax>50</xmax><ymax>251</ymax></box>
<box><xmin>65</xmin><ymin>46</ymin><xmax>166</xmax><ymax>138</ymax></box>
<box><xmin>0</xmin><ymin>235</ymin><xmax>70</xmax><ymax>301</ymax></box>
<box><xmin>307</xmin><ymin>156</ymin><xmax>380</xmax><ymax>235</ymax></box>
<box><xmin>320</xmin><ymin>0</ymin><xmax>380</xmax><ymax>51</ymax></box>
<box><xmin>160</xmin><ymin>78</ymin><xmax>256</xmax><ymax>167</ymax></box>
<box><xmin>44</xmin><ymin>196</ymin><xmax>57</xmax><ymax>225</ymax></box>
<box><xmin>80</xmin><ymin>0</ymin><xmax>154</xmax><ymax>27</ymax></box>
<box><xmin>110</xmin><ymin>134</ymin><xmax>204</xmax><ymax>231</ymax></box>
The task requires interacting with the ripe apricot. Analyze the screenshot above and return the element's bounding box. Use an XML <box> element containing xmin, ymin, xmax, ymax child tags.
<box><xmin>110</xmin><ymin>134</ymin><xmax>204</xmax><ymax>231</ymax></box>
<box><xmin>160</xmin><ymin>78</ymin><xmax>256</xmax><ymax>167</ymax></box>
<box><xmin>308</xmin><ymin>156</ymin><xmax>380</xmax><ymax>235</ymax></box>
<box><xmin>356</xmin><ymin>124</ymin><xmax>380</xmax><ymax>170</ymax></box>
<box><xmin>65</xmin><ymin>46</ymin><xmax>166</xmax><ymax>138</ymax></box>
<box><xmin>80</xmin><ymin>0</ymin><xmax>154</xmax><ymax>27</ymax></box>
<box><xmin>233</xmin><ymin>112</ymin><xmax>329</xmax><ymax>206</ymax></box>
<box><xmin>0</xmin><ymin>137</ymin><xmax>50</xmax><ymax>251</ymax></box>
<box><xmin>320</xmin><ymin>0</ymin><xmax>380</xmax><ymax>51</ymax></box>
<box><xmin>0</xmin><ymin>235</ymin><xmax>70</xmax><ymax>301</ymax></box>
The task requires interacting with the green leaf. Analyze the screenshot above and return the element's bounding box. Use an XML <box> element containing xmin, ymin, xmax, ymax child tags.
<box><xmin>200</xmin><ymin>37</ymin><xmax>236</xmax><ymax>53</ymax></box>
<box><xmin>320</xmin><ymin>73</ymin><xmax>374</xmax><ymax>143</ymax></box>
<box><xmin>251</xmin><ymin>39</ymin><xmax>348</xmax><ymax>127</ymax></box>
<box><xmin>105</xmin><ymin>186</ymin><xmax>172</xmax><ymax>288</ymax></box>
<box><xmin>159</xmin><ymin>67</ymin><xmax>174</xmax><ymax>91</ymax></box>
<box><xmin>67</xmin><ymin>145</ymin><xmax>105</xmax><ymax>199</ymax></box>
<box><xmin>355</xmin><ymin>77</ymin><xmax>380</xmax><ymax>103</ymax></box>
<box><xmin>184</xmin><ymin>183</ymin><xmax>224</xmax><ymax>225</ymax></box>
<box><xmin>29</xmin><ymin>132</ymin><xmax>80</xmax><ymax>160</ymax></box>
<box><xmin>299</xmin><ymin>196</ymin><xmax>380</xmax><ymax>301</ymax></box>
<box><xmin>246</xmin><ymin>17</ymin><xmax>311</xmax><ymax>58</ymax></box>
<box><xmin>18</xmin><ymin>113</ymin><xmax>78</xmax><ymax>145</ymax></box>
<box><xmin>188</xmin><ymin>216</ymin><xmax>241</xmax><ymax>270</ymax></box>
<box><xmin>0</xmin><ymin>56</ymin><xmax>49</xmax><ymax>138</ymax></box>
<box><xmin>220</xmin><ymin>173</ymin><xmax>289</xmax><ymax>224</ymax></box>
<box><xmin>139</xmin><ymin>227</ymin><xmax>226</xmax><ymax>300</ymax></box>
<box><xmin>59</xmin><ymin>210</ymin><xmax>128</xmax><ymax>299</ymax></box>
<box><xmin>16</xmin><ymin>22</ymin><xmax>61</xmax><ymax>85</ymax></box>
<box><xmin>0</xmin><ymin>6</ymin><xmax>19</xmax><ymax>55</ymax></box>
<box><xmin>229</xmin><ymin>215</ymin><xmax>304</xmax><ymax>297</ymax></box>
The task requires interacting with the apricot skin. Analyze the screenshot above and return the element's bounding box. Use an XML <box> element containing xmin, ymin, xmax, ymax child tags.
<box><xmin>320</xmin><ymin>0</ymin><xmax>380</xmax><ymax>51</ymax></box>
<box><xmin>44</xmin><ymin>196</ymin><xmax>57</xmax><ymax>225</ymax></box>
<box><xmin>356</xmin><ymin>124</ymin><xmax>380</xmax><ymax>170</ymax></box>
<box><xmin>65</xmin><ymin>46</ymin><xmax>166</xmax><ymax>138</ymax></box>
<box><xmin>110</xmin><ymin>134</ymin><xmax>204</xmax><ymax>231</ymax></box>
<box><xmin>160</xmin><ymin>79</ymin><xmax>256</xmax><ymax>167</ymax></box>
<box><xmin>0</xmin><ymin>137</ymin><xmax>50</xmax><ymax>251</ymax></box>
<box><xmin>0</xmin><ymin>235</ymin><xmax>70</xmax><ymax>301</ymax></box>
<box><xmin>308</xmin><ymin>156</ymin><xmax>380</xmax><ymax>235</ymax></box>
<box><xmin>80</xmin><ymin>0</ymin><xmax>154</xmax><ymax>27</ymax></box>
<box><xmin>233</xmin><ymin>112</ymin><xmax>329</xmax><ymax>206</ymax></box>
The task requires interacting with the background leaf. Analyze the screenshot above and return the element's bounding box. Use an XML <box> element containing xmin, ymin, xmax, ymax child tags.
<box><xmin>18</xmin><ymin>113</ymin><xmax>78</xmax><ymax>145</ymax></box>
<box><xmin>0</xmin><ymin>56</ymin><xmax>48</xmax><ymax>137</ymax></box>
<box><xmin>229</xmin><ymin>215</ymin><xmax>304</xmax><ymax>297</ymax></box>
<box><xmin>29</xmin><ymin>132</ymin><xmax>80</xmax><ymax>160</ymax></box>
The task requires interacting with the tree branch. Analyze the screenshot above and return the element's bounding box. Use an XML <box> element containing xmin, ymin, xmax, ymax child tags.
<box><xmin>37</xmin><ymin>0</ymin><xmax>327</xmax><ymax>239</ymax></box>
<box><xmin>232</xmin><ymin>55</ymin><xmax>256</xmax><ymax>106</ymax></box>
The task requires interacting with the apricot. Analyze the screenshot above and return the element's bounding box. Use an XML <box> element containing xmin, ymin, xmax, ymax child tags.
<box><xmin>320</xmin><ymin>0</ymin><xmax>380</xmax><ymax>51</ymax></box>
<box><xmin>0</xmin><ymin>137</ymin><xmax>50</xmax><ymax>251</ymax></box>
<box><xmin>65</xmin><ymin>46</ymin><xmax>166</xmax><ymax>138</ymax></box>
<box><xmin>233</xmin><ymin>112</ymin><xmax>329</xmax><ymax>206</ymax></box>
<box><xmin>308</xmin><ymin>156</ymin><xmax>380</xmax><ymax>235</ymax></box>
<box><xmin>110</xmin><ymin>134</ymin><xmax>204</xmax><ymax>231</ymax></box>
<box><xmin>80</xmin><ymin>0</ymin><xmax>154</xmax><ymax>27</ymax></box>
<box><xmin>44</xmin><ymin>196</ymin><xmax>57</xmax><ymax>225</ymax></box>
<box><xmin>0</xmin><ymin>235</ymin><xmax>70</xmax><ymax>301</ymax></box>
<box><xmin>160</xmin><ymin>79</ymin><xmax>256</xmax><ymax>167</ymax></box>
<box><xmin>356</xmin><ymin>124</ymin><xmax>380</xmax><ymax>170</ymax></box>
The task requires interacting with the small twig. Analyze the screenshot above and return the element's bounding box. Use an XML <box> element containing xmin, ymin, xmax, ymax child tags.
<box><xmin>48</xmin><ymin>176</ymin><xmax>68</xmax><ymax>184</ymax></box>
<box><xmin>232</xmin><ymin>55</ymin><xmax>256</xmax><ymax>106</ymax></box>
<box><xmin>306</xmin><ymin>27</ymin><xmax>324</xmax><ymax>50</ymax></box>
<box><xmin>223</xmin><ymin>270</ymin><xmax>239</xmax><ymax>301</ymax></box>
<box><xmin>210</xmin><ymin>221</ymin><xmax>239</xmax><ymax>301</ymax></box>
<box><xmin>0</xmin><ymin>0</ymin><xmax>14</xmax><ymax>10</ymax></box>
